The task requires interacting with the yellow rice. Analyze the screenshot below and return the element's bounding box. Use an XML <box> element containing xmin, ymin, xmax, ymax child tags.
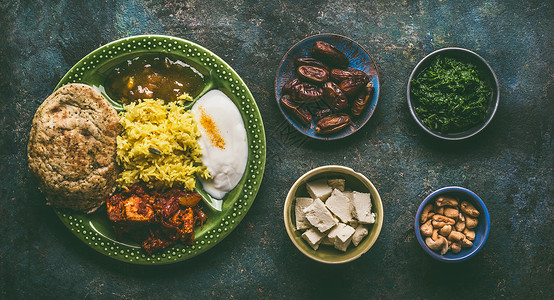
<box><xmin>116</xmin><ymin>98</ymin><xmax>210</xmax><ymax>191</ymax></box>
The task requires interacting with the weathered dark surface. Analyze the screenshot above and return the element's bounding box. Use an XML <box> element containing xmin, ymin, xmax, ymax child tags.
<box><xmin>1</xmin><ymin>0</ymin><xmax>552</xmax><ymax>298</ymax></box>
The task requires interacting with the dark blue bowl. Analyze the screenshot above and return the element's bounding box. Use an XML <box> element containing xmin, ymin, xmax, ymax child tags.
<box><xmin>274</xmin><ymin>33</ymin><xmax>380</xmax><ymax>140</ymax></box>
<box><xmin>415</xmin><ymin>186</ymin><xmax>491</xmax><ymax>262</ymax></box>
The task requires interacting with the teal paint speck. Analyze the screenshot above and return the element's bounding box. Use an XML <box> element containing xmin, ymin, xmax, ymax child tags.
<box><xmin>115</xmin><ymin>0</ymin><xmax>164</xmax><ymax>36</ymax></box>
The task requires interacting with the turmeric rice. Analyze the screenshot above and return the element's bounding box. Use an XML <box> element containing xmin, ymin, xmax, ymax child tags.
<box><xmin>116</xmin><ymin>99</ymin><xmax>210</xmax><ymax>190</ymax></box>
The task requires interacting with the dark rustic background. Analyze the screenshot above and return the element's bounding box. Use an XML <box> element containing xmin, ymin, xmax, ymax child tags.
<box><xmin>1</xmin><ymin>0</ymin><xmax>552</xmax><ymax>298</ymax></box>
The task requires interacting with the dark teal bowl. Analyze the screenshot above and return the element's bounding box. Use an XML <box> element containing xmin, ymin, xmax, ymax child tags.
<box><xmin>407</xmin><ymin>47</ymin><xmax>500</xmax><ymax>140</ymax></box>
<box><xmin>275</xmin><ymin>33</ymin><xmax>380</xmax><ymax>140</ymax></box>
<box><xmin>415</xmin><ymin>186</ymin><xmax>491</xmax><ymax>262</ymax></box>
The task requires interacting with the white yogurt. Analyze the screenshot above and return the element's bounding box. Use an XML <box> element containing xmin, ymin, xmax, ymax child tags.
<box><xmin>191</xmin><ymin>90</ymin><xmax>248</xmax><ymax>202</ymax></box>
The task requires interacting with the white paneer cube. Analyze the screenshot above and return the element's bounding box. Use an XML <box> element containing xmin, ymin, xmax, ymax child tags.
<box><xmin>351</xmin><ymin>225</ymin><xmax>369</xmax><ymax>246</ymax></box>
<box><xmin>303</xmin><ymin>198</ymin><xmax>338</xmax><ymax>232</ymax></box>
<box><xmin>301</xmin><ymin>227</ymin><xmax>326</xmax><ymax>250</ymax></box>
<box><xmin>327</xmin><ymin>223</ymin><xmax>347</xmax><ymax>243</ymax></box>
<box><xmin>295</xmin><ymin>197</ymin><xmax>314</xmax><ymax>230</ymax></box>
<box><xmin>327</xmin><ymin>178</ymin><xmax>345</xmax><ymax>191</ymax></box>
<box><xmin>325</xmin><ymin>189</ymin><xmax>353</xmax><ymax>223</ymax></box>
<box><xmin>306</xmin><ymin>178</ymin><xmax>333</xmax><ymax>201</ymax></box>
<box><xmin>351</xmin><ymin>191</ymin><xmax>375</xmax><ymax>224</ymax></box>
<box><xmin>335</xmin><ymin>237</ymin><xmax>352</xmax><ymax>252</ymax></box>
<box><xmin>335</xmin><ymin>224</ymin><xmax>355</xmax><ymax>243</ymax></box>
<box><xmin>333</xmin><ymin>224</ymin><xmax>355</xmax><ymax>252</ymax></box>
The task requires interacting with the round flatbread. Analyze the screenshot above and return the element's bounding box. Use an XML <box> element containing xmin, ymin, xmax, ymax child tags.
<box><xmin>28</xmin><ymin>83</ymin><xmax>120</xmax><ymax>213</ymax></box>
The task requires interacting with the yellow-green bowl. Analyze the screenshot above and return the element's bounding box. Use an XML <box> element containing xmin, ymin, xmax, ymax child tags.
<box><xmin>283</xmin><ymin>165</ymin><xmax>383</xmax><ymax>264</ymax></box>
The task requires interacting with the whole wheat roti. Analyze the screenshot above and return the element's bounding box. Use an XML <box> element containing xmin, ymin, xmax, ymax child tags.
<box><xmin>28</xmin><ymin>83</ymin><xmax>120</xmax><ymax>213</ymax></box>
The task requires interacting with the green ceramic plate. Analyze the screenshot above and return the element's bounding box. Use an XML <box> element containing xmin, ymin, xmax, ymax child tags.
<box><xmin>53</xmin><ymin>35</ymin><xmax>266</xmax><ymax>264</ymax></box>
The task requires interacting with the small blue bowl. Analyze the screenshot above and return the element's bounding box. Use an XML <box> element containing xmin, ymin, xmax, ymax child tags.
<box><xmin>274</xmin><ymin>33</ymin><xmax>380</xmax><ymax>140</ymax></box>
<box><xmin>415</xmin><ymin>186</ymin><xmax>490</xmax><ymax>262</ymax></box>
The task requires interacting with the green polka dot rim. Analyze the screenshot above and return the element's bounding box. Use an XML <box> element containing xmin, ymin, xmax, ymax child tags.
<box><xmin>53</xmin><ymin>35</ymin><xmax>266</xmax><ymax>265</ymax></box>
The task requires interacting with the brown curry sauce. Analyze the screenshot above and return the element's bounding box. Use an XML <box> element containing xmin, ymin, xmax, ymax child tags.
<box><xmin>105</xmin><ymin>54</ymin><xmax>205</xmax><ymax>104</ymax></box>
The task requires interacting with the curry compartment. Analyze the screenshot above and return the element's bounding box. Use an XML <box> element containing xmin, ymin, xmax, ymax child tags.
<box><xmin>105</xmin><ymin>53</ymin><xmax>206</xmax><ymax>104</ymax></box>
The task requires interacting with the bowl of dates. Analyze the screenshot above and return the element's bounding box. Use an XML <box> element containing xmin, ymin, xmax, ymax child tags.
<box><xmin>275</xmin><ymin>34</ymin><xmax>380</xmax><ymax>140</ymax></box>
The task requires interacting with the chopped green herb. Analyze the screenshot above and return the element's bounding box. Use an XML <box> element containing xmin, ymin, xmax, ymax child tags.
<box><xmin>411</xmin><ymin>55</ymin><xmax>491</xmax><ymax>134</ymax></box>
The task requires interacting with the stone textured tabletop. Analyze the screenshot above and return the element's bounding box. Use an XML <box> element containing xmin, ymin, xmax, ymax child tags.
<box><xmin>1</xmin><ymin>0</ymin><xmax>552</xmax><ymax>298</ymax></box>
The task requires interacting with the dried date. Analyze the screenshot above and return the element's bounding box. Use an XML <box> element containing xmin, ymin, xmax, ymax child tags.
<box><xmin>294</xmin><ymin>57</ymin><xmax>329</xmax><ymax>71</ymax></box>
<box><xmin>351</xmin><ymin>91</ymin><xmax>369</xmax><ymax>117</ymax></box>
<box><xmin>330</xmin><ymin>69</ymin><xmax>354</xmax><ymax>83</ymax></box>
<box><xmin>339</xmin><ymin>75</ymin><xmax>369</xmax><ymax>97</ymax></box>
<box><xmin>315</xmin><ymin>113</ymin><xmax>351</xmax><ymax>134</ymax></box>
<box><xmin>347</xmin><ymin>67</ymin><xmax>369</xmax><ymax>78</ymax></box>
<box><xmin>280</xmin><ymin>95</ymin><xmax>312</xmax><ymax>125</ymax></box>
<box><xmin>312</xmin><ymin>41</ymin><xmax>349</xmax><ymax>68</ymax></box>
<box><xmin>323</xmin><ymin>82</ymin><xmax>348</xmax><ymax>112</ymax></box>
<box><xmin>351</xmin><ymin>82</ymin><xmax>374</xmax><ymax>116</ymax></box>
<box><xmin>291</xmin><ymin>83</ymin><xmax>323</xmax><ymax>103</ymax></box>
<box><xmin>282</xmin><ymin>77</ymin><xmax>301</xmax><ymax>94</ymax></box>
<box><xmin>297</xmin><ymin>65</ymin><xmax>329</xmax><ymax>84</ymax></box>
<box><xmin>330</xmin><ymin>67</ymin><xmax>369</xmax><ymax>83</ymax></box>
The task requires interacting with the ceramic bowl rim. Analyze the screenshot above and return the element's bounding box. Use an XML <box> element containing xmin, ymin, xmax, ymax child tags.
<box><xmin>414</xmin><ymin>186</ymin><xmax>491</xmax><ymax>262</ymax></box>
<box><xmin>406</xmin><ymin>47</ymin><xmax>500</xmax><ymax>140</ymax></box>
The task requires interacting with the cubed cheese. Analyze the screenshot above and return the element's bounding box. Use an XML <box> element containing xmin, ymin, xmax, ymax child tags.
<box><xmin>327</xmin><ymin>223</ymin><xmax>346</xmax><ymax>243</ymax></box>
<box><xmin>335</xmin><ymin>224</ymin><xmax>356</xmax><ymax>243</ymax></box>
<box><xmin>351</xmin><ymin>225</ymin><xmax>369</xmax><ymax>246</ymax></box>
<box><xmin>306</xmin><ymin>178</ymin><xmax>333</xmax><ymax>201</ymax></box>
<box><xmin>327</xmin><ymin>178</ymin><xmax>345</xmax><ymax>191</ymax></box>
<box><xmin>334</xmin><ymin>237</ymin><xmax>353</xmax><ymax>252</ymax></box>
<box><xmin>295</xmin><ymin>197</ymin><xmax>314</xmax><ymax>230</ymax></box>
<box><xmin>333</xmin><ymin>224</ymin><xmax>355</xmax><ymax>252</ymax></box>
<box><xmin>301</xmin><ymin>227</ymin><xmax>326</xmax><ymax>250</ymax></box>
<box><xmin>303</xmin><ymin>198</ymin><xmax>337</xmax><ymax>232</ymax></box>
<box><xmin>351</xmin><ymin>191</ymin><xmax>375</xmax><ymax>224</ymax></box>
<box><xmin>325</xmin><ymin>189</ymin><xmax>353</xmax><ymax>223</ymax></box>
